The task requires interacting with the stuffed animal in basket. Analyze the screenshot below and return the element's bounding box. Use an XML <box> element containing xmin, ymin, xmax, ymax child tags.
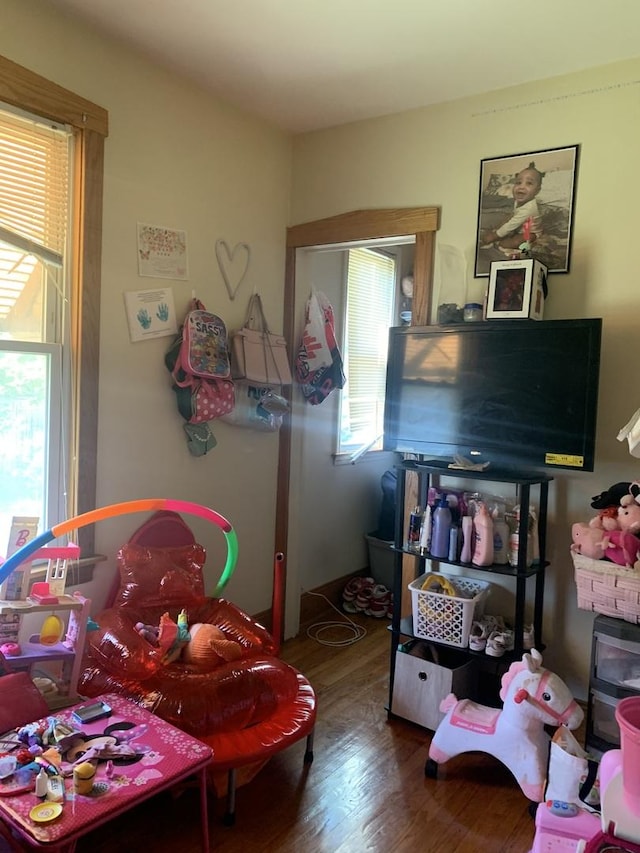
<box><xmin>571</xmin><ymin>522</ymin><xmax>608</xmax><ymax>560</ymax></box>
<box><xmin>606</xmin><ymin>529</ymin><xmax>640</xmax><ymax>568</ymax></box>
<box><xmin>618</xmin><ymin>495</ymin><xmax>640</xmax><ymax>534</ymax></box>
<box><xmin>589</xmin><ymin>506</ymin><xmax>619</xmax><ymax>531</ymax></box>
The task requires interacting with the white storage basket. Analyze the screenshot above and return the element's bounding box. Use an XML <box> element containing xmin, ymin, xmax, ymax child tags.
<box><xmin>409</xmin><ymin>572</ymin><xmax>492</xmax><ymax>648</ymax></box>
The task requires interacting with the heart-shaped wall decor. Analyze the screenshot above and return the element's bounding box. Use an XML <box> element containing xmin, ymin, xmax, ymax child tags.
<box><xmin>215</xmin><ymin>240</ymin><xmax>251</xmax><ymax>301</ymax></box>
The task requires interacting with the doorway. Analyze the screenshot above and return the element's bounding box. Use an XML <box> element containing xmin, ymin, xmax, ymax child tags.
<box><xmin>275</xmin><ymin>208</ymin><xmax>440</xmax><ymax>638</ymax></box>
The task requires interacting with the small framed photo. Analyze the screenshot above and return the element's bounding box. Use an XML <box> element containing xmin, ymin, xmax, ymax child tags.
<box><xmin>486</xmin><ymin>259</ymin><xmax>548</xmax><ymax>320</ymax></box>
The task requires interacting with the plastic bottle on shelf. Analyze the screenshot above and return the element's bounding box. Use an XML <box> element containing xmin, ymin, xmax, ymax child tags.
<box><xmin>460</xmin><ymin>516</ymin><xmax>473</xmax><ymax>563</ymax></box>
<box><xmin>472</xmin><ymin>501</ymin><xmax>494</xmax><ymax>566</ymax></box>
<box><xmin>492</xmin><ymin>508</ymin><xmax>510</xmax><ymax>565</ymax></box>
<box><xmin>508</xmin><ymin>505</ymin><xmax>537</xmax><ymax>567</ymax></box>
<box><xmin>419</xmin><ymin>504</ymin><xmax>432</xmax><ymax>554</ymax></box>
<box><xmin>448</xmin><ymin>526</ymin><xmax>459</xmax><ymax>561</ymax></box>
<box><xmin>407</xmin><ymin>506</ymin><xmax>424</xmax><ymax>553</ymax></box>
<box><xmin>430</xmin><ymin>496</ymin><xmax>452</xmax><ymax>559</ymax></box>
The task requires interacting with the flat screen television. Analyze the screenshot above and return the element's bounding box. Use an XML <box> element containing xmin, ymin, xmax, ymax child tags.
<box><xmin>383</xmin><ymin>318</ymin><xmax>602</xmax><ymax>472</ymax></box>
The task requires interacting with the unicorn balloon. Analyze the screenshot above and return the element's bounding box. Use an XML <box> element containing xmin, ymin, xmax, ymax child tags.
<box><xmin>426</xmin><ymin>649</ymin><xmax>583</xmax><ymax>803</ymax></box>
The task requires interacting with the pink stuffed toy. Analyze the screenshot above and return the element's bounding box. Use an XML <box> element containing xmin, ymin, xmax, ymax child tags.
<box><xmin>618</xmin><ymin>496</ymin><xmax>640</xmax><ymax>535</ymax></box>
<box><xmin>571</xmin><ymin>522</ymin><xmax>608</xmax><ymax>560</ymax></box>
<box><xmin>605</xmin><ymin>529</ymin><xmax>640</xmax><ymax>567</ymax></box>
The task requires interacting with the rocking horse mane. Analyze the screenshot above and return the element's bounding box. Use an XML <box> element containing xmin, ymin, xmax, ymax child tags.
<box><xmin>499</xmin><ymin>649</ymin><xmax>543</xmax><ymax>702</ymax></box>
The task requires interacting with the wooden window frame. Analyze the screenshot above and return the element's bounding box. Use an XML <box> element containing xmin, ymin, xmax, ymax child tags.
<box><xmin>0</xmin><ymin>55</ymin><xmax>108</xmax><ymax>557</ymax></box>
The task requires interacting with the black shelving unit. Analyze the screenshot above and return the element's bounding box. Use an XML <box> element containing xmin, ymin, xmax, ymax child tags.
<box><xmin>388</xmin><ymin>459</ymin><xmax>552</xmax><ymax>724</ymax></box>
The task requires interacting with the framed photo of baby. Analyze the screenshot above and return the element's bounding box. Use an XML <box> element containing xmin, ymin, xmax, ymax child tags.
<box><xmin>474</xmin><ymin>144</ymin><xmax>579</xmax><ymax>277</ymax></box>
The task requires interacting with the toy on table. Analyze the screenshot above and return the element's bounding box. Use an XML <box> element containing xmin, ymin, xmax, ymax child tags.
<box><xmin>426</xmin><ymin>649</ymin><xmax>583</xmax><ymax>803</ymax></box>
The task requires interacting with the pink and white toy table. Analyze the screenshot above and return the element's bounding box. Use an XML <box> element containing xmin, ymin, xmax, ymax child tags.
<box><xmin>529</xmin><ymin>801</ymin><xmax>600</xmax><ymax>853</ymax></box>
<box><xmin>0</xmin><ymin>693</ymin><xmax>212</xmax><ymax>851</ymax></box>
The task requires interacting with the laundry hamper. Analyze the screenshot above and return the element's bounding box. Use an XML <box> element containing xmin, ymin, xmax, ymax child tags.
<box><xmin>572</xmin><ymin>551</ymin><xmax>640</xmax><ymax>624</ymax></box>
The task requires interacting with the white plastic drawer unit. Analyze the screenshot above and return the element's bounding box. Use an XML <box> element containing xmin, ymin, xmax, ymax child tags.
<box><xmin>590</xmin><ymin>689</ymin><xmax>621</xmax><ymax>746</ymax></box>
<box><xmin>593</xmin><ymin>630</ymin><xmax>640</xmax><ymax>690</ymax></box>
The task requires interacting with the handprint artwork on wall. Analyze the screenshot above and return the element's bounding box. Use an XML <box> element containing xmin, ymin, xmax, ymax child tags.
<box><xmin>137</xmin><ymin>308</ymin><xmax>152</xmax><ymax>329</ymax></box>
<box><xmin>125</xmin><ymin>288</ymin><xmax>177</xmax><ymax>342</ymax></box>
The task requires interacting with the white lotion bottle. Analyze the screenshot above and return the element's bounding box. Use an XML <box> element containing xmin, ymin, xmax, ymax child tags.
<box><xmin>460</xmin><ymin>515</ymin><xmax>473</xmax><ymax>563</ymax></box>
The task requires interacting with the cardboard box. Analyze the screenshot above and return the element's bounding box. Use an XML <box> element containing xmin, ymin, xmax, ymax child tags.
<box><xmin>486</xmin><ymin>258</ymin><xmax>547</xmax><ymax>320</ymax></box>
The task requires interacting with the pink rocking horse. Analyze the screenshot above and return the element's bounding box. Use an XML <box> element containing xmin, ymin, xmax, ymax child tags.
<box><xmin>426</xmin><ymin>649</ymin><xmax>583</xmax><ymax>803</ymax></box>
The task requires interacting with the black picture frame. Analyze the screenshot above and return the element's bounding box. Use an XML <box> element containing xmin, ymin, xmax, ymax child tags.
<box><xmin>474</xmin><ymin>144</ymin><xmax>579</xmax><ymax>277</ymax></box>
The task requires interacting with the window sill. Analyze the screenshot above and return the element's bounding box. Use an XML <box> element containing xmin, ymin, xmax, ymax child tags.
<box><xmin>333</xmin><ymin>449</ymin><xmax>387</xmax><ymax>466</ymax></box>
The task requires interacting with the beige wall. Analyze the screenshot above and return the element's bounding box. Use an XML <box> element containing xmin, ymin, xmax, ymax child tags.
<box><xmin>291</xmin><ymin>59</ymin><xmax>640</xmax><ymax>697</ymax></box>
<box><xmin>1</xmin><ymin>0</ymin><xmax>292</xmax><ymax>617</ymax></box>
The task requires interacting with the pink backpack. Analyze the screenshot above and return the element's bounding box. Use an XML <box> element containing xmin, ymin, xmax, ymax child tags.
<box><xmin>169</xmin><ymin>299</ymin><xmax>231</xmax><ymax>381</ymax></box>
<box><xmin>165</xmin><ymin>299</ymin><xmax>235</xmax><ymax>426</ymax></box>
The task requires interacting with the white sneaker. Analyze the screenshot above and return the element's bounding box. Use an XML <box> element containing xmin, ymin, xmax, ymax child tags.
<box><xmin>468</xmin><ymin>615</ymin><xmax>501</xmax><ymax>651</ymax></box>
<box><xmin>486</xmin><ymin>631</ymin><xmax>510</xmax><ymax>657</ymax></box>
<box><xmin>469</xmin><ymin>621</ymin><xmax>489</xmax><ymax>651</ymax></box>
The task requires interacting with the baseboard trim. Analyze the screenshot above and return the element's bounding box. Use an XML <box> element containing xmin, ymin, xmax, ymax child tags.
<box><xmin>300</xmin><ymin>571</ymin><xmax>364</xmax><ymax>624</ymax></box>
<box><xmin>254</xmin><ymin>570</ymin><xmax>367</xmax><ymax>633</ymax></box>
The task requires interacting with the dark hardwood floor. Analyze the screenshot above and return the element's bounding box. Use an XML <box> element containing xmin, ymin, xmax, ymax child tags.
<box><xmin>4</xmin><ymin>599</ymin><xmax>542</xmax><ymax>852</ymax></box>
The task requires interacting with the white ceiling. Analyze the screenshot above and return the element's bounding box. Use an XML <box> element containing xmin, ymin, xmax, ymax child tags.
<box><xmin>49</xmin><ymin>0</ymin><xmax>640</xmax><ymax>133</ymax></box>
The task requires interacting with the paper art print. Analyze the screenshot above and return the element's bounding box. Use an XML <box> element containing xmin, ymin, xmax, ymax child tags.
<box><xmin>137</xmin><ymin>223</ymin><xmax>189</xmax><ymax>280</ymax></box>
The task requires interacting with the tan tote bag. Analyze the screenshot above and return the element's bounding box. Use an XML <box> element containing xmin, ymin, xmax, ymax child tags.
<box><xmin>230</xmin><ymin>293</ymin><xmax>292</xmax><ymax>386</ymax></box>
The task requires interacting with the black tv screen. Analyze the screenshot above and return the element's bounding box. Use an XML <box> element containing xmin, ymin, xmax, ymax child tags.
<box><xmin>383</xmin><ymin>318</ymin><xmax>602</xmax><ymax>472</ymax></box>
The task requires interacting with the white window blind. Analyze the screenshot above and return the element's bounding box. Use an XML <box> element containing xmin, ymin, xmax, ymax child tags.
<box><xmin>339</xmin><ymin>247</ymin><xmax>396</xmax><ymax>454</ymax></box>
<box><xmin>0</xmin><ymin>107</ymin><xmax>69</xmax><ymax>268</ymax></box>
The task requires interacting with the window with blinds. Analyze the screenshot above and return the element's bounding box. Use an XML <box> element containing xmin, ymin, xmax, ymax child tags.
<box><xmin>338</xmin><ymin>247</ymin><xmax>396</xmax><ymax>455</ymax></box>
<box><xmin>0</xmin><ymin>104</ymin><xmax>73</xmax><ymax>549</ymax></box>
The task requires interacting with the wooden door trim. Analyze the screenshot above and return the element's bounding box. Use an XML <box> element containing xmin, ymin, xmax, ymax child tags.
<box><xmin>276</xmin><ymin>207</ymin><xmax>440</xmax><ymax>639</ymax></box>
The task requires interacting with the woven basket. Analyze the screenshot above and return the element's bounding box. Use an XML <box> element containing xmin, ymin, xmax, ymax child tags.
<box><xmin>572</xmin><ymin>550</ymin><xmax>640</xmax><ymax>623</ymax></box>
